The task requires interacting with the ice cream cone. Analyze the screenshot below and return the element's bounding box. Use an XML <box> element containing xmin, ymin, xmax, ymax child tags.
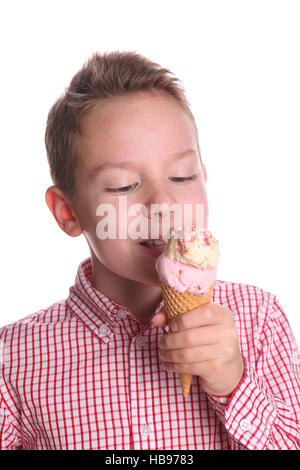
<box><xmin>155</xmin><ymin>226</ymin><xmax>219</xmax><ymax>397</ymax></box>
<box><xmin>161</xmin><ymin>283</ymin><xmax>214</xmax><ymax>397</ymax></box>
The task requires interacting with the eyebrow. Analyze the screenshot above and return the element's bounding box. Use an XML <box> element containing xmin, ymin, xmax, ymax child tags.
<box><xmin>89</xmin><ymin>148</ymin><xmax>197</xmax><ymax>177</ymax></box>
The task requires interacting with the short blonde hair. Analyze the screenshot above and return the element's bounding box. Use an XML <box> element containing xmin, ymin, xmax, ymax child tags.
<box><xmin>45</xmin><ymin>50</ymin><xmax>201</xmax><ymax>197</ymax></box>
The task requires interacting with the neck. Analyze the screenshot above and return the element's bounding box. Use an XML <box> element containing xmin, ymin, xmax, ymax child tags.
<box><xmin>88</xmin><ymin>255</ymin><xmax>163</xmax><ymax>326</ymax></box>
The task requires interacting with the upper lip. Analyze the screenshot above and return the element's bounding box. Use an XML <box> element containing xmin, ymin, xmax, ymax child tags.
<box><xmin>137</xmin><ymin>236</ymin><xmax>167</xmax><ymax>244</ymax></box>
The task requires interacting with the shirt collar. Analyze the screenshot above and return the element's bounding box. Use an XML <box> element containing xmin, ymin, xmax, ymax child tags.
<box><xmin>66</xmin><ymin>257</ymin><xmax>165</xmax><ymax>342</ymax></box>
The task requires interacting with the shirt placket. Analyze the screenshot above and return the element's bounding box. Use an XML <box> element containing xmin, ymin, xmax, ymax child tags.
<box><xmin>129</xmin><ymin>327</ymin><xmax>158</xmax><ymax>449</ymax></box>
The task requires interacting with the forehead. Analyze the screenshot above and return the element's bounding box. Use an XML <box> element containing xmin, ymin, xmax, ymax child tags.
<box><xmin>76</xmin><ymin>91</ymin><xmax>198</xmax><ymax>172</ymax></box>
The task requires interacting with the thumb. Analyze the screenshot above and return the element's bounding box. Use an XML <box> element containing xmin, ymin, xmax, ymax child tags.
<box><xmin>151</xmin><ymin>310</ymin><xmax>168</xmax><ymax>328</ymax></box>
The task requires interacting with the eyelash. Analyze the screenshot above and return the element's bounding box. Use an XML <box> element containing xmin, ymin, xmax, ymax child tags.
<box><xmin>105</xmin><ymin>174</ymin><xmax>198</xmax><ymax>193</ymax></box>
<box><xmin>170</xmin><ymin>174</ymin><xmax>198</xmax><ymax>183</ymax></box>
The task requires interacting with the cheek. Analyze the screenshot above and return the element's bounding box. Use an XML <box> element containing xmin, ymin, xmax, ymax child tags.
<box><xmin>96</xmin><ymin>239</ymin><xmax>128</xmax><ymax>262</ymax></box>
<box><xmin>184</xmin><ymin>180</ymin><xmax>207</xmax><ymax>201</ymax></box>
<box><xmin>175</xmin><ymin>182</ymin><xmax>208</xmax><ymax>226</ymax></box>
<box><xmin>108</xmin><ymin>198</ymin><xmax>149</xmax><ymax>239</ymax></box>
<box><xmin>71</xmin><ymin>190</ymin><xmax>100</xmax><ymax>231</ymax></box>
<box><xmin>82</xmin><ymin>195</ymin><xmax>121</xmax><ymax>238</ymax></box>
<box><xmin>87</xmin><ymin>236</ymin><xmax>131</xmax><ymax>274</ymax></box>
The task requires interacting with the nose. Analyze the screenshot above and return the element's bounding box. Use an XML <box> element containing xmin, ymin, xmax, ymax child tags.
<box><xmin>143</xmin><ymin>185</ymin><xmax>179</xmax><ymax>237</ymax></box>
<box><xmin>144</xmin><ymin>183</ymin><xmax>177</xmax><ymax>214</ymax></box>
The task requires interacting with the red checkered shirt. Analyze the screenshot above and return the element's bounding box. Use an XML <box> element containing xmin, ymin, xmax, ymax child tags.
<box><xmin>1</xmin><ymin>257</ymin><xmax>300</xmax><ymax>450</ymax></box>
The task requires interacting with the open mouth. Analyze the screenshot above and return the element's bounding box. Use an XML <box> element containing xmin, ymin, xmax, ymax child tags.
<box><xmin>139</xmin><ymin>239</ymin><xmax>166</xmax><ymax>248</ymax></box>
<box><xmin>138</xmin><ymin>239</ymin><xmax>166</xmax><ymax>256</ymax></box>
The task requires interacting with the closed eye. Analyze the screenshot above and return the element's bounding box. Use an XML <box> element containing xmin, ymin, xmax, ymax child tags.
<box><xmin>105</xmin><ymin>174</ymin><xmax>199</xmax><ymax>193</ymax></box>
<box><xmin>169</xmin><ymin>174</ymin><xmax>199</xmax><ymax>183</ymax></box>
<box><xmin>105</xmin><ymin>183</ymin><xmax>138</xmax><ymax>193</ymax></box>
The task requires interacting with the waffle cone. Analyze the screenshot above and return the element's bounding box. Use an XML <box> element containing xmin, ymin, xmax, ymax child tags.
<box><xmin>161</xmin><ymin>283</ymin><xmax>214</xmax><ymax>397</ymax></box>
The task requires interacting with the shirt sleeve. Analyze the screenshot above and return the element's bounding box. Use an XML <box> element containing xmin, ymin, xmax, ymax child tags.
<box><xmin>0</xmin><ymin>332</ymin><xmax>23</xmax><ymax>450</ymax></box>
<box><xmin>208</xmin><ymin>296</ymin><xmax>300</xmax><ymax>450</ymax></box>
<box><xmin>0</xmin><ymin>391</ymin><xmax>23</xmax><ymax>450</ymax></box>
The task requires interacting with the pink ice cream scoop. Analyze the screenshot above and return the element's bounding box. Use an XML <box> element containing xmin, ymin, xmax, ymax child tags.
<box><xmin>156</xmin><ymin>226</ymin><xmax>219</xmax><ymax>295</ymax></box>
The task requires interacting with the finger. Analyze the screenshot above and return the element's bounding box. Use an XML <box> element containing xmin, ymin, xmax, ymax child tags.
<box><xmin>159</xmin><ymin>344</ymin><xmax>219</xmax><ymax>364</ymax></box>
<box><xmin>151</xmin><ymin>311</ymin><xmax>168</xmax><ymax>328</ymax></box>
<box><xmin>173</xmin><ymin>303</ymin><xmax>230</xmax><ymax>331</ymax></box>
<box><xmin>162</xmin><ymin>358</ymin><xmax>217</xmax><ymax>376</ymax></box>
<box><xmin>160</xmin><ymin>325</ymin><xmax>222</xmax><ymax>350</ymax></box>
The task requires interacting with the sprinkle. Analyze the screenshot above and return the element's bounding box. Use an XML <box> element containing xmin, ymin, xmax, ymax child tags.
<box><xmin>203</xmin><ymin>236</ymin><xmax>210</xmax><ymax>245</ymax></box>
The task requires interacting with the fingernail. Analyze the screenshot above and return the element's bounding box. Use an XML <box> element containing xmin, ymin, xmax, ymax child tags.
<box><xmin>170</xmin><ymin>320</ymin><xmax>178</xmax><ymax>332</ymax></box>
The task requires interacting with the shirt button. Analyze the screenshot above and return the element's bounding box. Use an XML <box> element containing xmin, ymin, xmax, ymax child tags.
<box><xmin>99</xmin><ymin>324</ymin><xmax>109</xmax><ymax>336</ymax></box>
<box><xmin>118</xmin><ymin>309</ymin><xmax>128</xmax><ymax>318</ymax></box>
<box><xmin>136</xmin><ymin>337</ymin><xmax>146</xmax><ymax>349</ymax></box>
<box><xmin>141</xmin><ymin>424</ymin><xmax>151</xmax><ymax>438</ymax></box>
<box><xmin>240</xmin><ymin>418</ymin><xmax>251</xmax><ymax>431</ymax></box>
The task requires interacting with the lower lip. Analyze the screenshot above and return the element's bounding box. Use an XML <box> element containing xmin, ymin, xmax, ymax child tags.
<box><xmin>138</xmin><ymin>243</ymin><xmax>166</xmax><ymax>257</ymax></box>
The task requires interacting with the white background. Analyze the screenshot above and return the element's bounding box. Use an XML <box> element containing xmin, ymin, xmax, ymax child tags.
<box><xmin>0</xmin><ymin>0</ymin><xmax>299</xmax><ymax>343</ymax></box>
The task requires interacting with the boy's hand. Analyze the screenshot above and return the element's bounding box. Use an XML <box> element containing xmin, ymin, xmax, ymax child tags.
<box><xmin>152</xmin><ymin>303</ymin><xmax>244</xmax><ymax>397</ymax></box>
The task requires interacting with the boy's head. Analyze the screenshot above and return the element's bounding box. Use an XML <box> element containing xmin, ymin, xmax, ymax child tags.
<box><xmin>45</xmin><ymin>51</ymin><xmax>208</xmax><ymax>288</ymax></box>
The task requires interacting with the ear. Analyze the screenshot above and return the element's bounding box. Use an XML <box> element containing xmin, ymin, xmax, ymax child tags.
<box><xmin>45</xmin><ymin>186</ymin><xmax>83</xmax><ymax>237</ymax></box>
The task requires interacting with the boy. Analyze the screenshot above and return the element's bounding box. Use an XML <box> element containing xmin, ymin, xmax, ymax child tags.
<box><xmin>0</xmin><ymin>51</ymin><xmax>299</xmax><ymax>450</ymax></box>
